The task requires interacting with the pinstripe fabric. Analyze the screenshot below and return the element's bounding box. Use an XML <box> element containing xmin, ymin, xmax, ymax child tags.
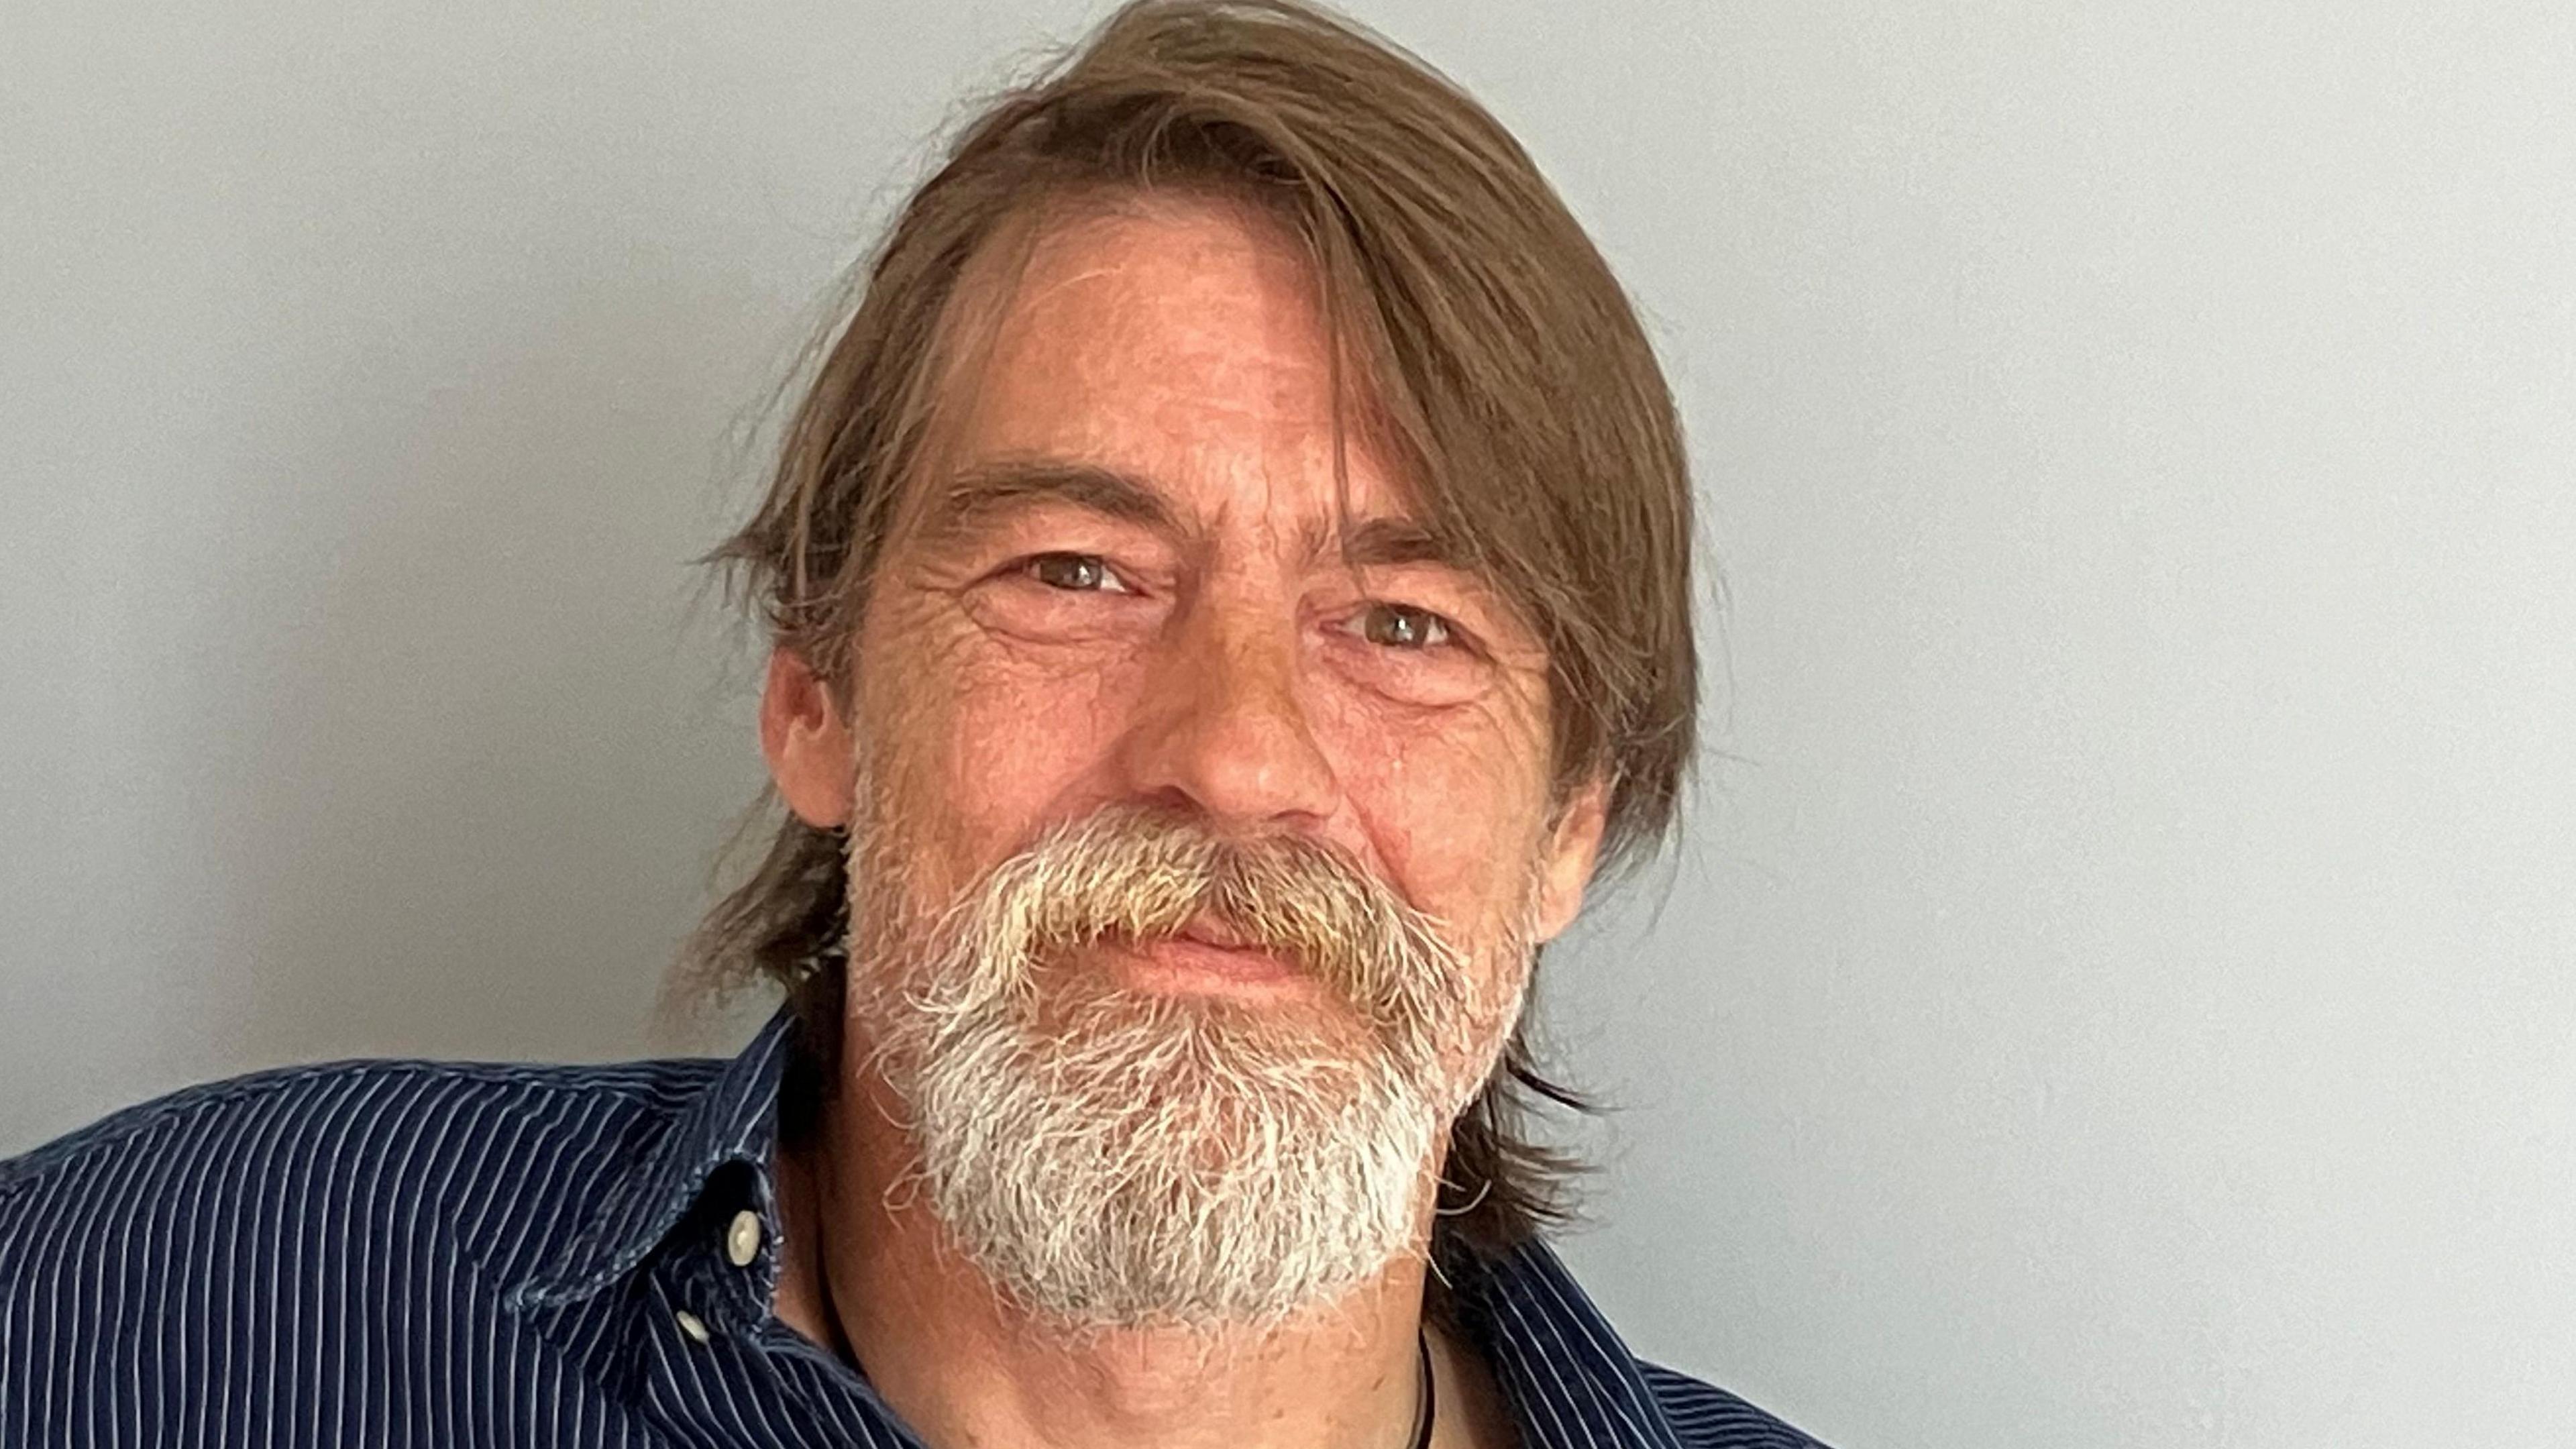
<box><xmin>2</xmin><ymin>1006</ymin><xmax>1823</xmax><ymax>1448</ymax></box>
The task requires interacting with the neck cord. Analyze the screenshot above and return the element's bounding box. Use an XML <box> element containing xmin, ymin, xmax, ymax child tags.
<box><xmin>1408</xmin><ymin>1327</ymin><xmax>1437</xmax><ymax>1449</ymax></box>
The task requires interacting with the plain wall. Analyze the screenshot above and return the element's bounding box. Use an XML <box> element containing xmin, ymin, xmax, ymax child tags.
<box><xmin>5</xmin><ymin>3</ymin><xmax>2571</xmax><ymax>1444</ymax></box>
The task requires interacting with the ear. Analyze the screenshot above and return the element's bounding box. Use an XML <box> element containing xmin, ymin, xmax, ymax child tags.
<box><xmin>1531</xmin><ymin>775</ymin><xmax>1611</xmax><ymax>944</ymax></box>
<box><xmin>759</xmin><ymin>648</ymin><xmax>857</xmax><ymax>829</ymax></box>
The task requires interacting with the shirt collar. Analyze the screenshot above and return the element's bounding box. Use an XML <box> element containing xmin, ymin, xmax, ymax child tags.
<box><xmin>505</xmin><ymin>1004</ymin><xmax>798</xmax><ymax>1312</ymax></box>
<box><xmin>504</xmin><ymin>1001</ymin><xmax>1686</xmax><ymax>1448</ymax></box>
<box><xmin>1454</xmin><ymin>1239</ymin><xmax>1695</xmax><ymax>1449</ymax></box>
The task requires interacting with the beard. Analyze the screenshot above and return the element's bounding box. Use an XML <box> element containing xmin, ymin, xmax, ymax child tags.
<box><xmin>840</xmin><ymin>796</ymin><xmax>1538</xmax><ymax>1330</ymax></box>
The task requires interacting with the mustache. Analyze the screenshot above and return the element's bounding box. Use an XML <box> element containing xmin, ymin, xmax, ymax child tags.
<box><xmin>908</xmin><ymin>802</ymin><xmax>1470</xmax><ymax>1025</ymax></box>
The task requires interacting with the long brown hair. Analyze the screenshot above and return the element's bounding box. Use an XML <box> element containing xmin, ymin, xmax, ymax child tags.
<box><xmin>684</xmin><ymin>0</ymin><xmax>1697</xmax><ymax>1256</ymax></box>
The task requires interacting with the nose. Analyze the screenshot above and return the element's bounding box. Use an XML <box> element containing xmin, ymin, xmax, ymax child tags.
<box><xmin>1116</xmin><ymin>589</ymin><xmax>1338</xmax><ymax>829</ymax></box>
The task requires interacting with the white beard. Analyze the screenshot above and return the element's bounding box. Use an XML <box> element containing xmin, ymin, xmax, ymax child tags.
<box><xmin>846</xmin><ymin>803</ymin><xmax>1534</xmax><ymax>1329</ymax></box>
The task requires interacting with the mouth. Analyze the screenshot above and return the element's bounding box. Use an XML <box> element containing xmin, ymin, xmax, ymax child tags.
<box><xmin>1175</xmin><ymin>910</ymin><xmax>1260</xmax><ymax>951</ymax></box>
<box><xmin>1106</xmin><ymin>911</ymin><xmax>1311</xmax><ymax>999</ymax></box>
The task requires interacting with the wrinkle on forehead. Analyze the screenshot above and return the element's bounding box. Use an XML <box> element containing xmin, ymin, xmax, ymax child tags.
<box><xmin>889</xmin><ymin>185</ymin><xmax>1414</xmax><ymax>554</ymax></box>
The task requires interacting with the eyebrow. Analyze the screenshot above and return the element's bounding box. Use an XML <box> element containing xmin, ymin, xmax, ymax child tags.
<box><xmin>1326</xmin><ymin>513</ymin><xmax>1464</xmax><ymax>570</ymax></box>
<box><xmin>922</xmin><ymin>460</ymin><xmax>1186</xmax><ymax>543</ymax></box>
<box><xmin>919</xmin><ymin>455</ymin><xmax>1468</xmax><ymax>573</ymax></box>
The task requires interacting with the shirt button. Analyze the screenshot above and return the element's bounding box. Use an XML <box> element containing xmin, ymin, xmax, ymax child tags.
<box><xmin>726</xmin><ymin>1209</ymin><xmax>763</xmax><ymax>1268</ymax></box>
<box><xmin>674</xmin><ymin>1309</ymin><xmax>711</xmax><ymax>1344</ymax></box>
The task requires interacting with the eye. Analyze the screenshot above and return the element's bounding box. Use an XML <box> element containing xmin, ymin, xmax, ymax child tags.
<box><xmin>1354</xmin><ymin>602</ymin><xmax>1454</xmax><ymax>651</ymax></box>
<box><xmin>1022</xmin><ymin>552</ymin><xmax>1132</xmax><ymax>594</ymax></box>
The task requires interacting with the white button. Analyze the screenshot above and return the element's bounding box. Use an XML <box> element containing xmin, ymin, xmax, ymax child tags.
<box><xmin>674</xmin><ymin>1308</ymin><xmax>711</xmax><ymax>1344</ymax></box>
<box><xmin>726</xmin><ymin>1209</ymin><xmax>763</xmax><ymax>1268</ymax></box>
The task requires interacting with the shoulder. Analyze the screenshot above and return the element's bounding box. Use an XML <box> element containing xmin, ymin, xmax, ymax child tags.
<box><xmin>1637</xmin><ymin>1360</ymin><xmax>1833</xmax><ymax>1449</ymax></box>
<box><xmin>0</xmin><ymin>1051</ymin><xmax>717</xmax><ymax>1291</ymax></box>
<box><xmin>0</xmin><ymin>1051</ymin><xmax>722</xmax><ymax>1438</ymax></box>
<box><xmin>1458</xmin><ymin>1238</ymin><xmax>1831</xmax><ymax>1449</ymax></box>
<box><xmin>2</xmin><ymin>1051</ymin><xmax>713</xmax><ymax>1199</ymax></box>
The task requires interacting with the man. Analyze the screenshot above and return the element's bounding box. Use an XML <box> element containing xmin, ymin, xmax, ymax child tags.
<box><xmin>1</xmin><ymin>2</ymin><xmax>1821</xmax><ymax>1445</ymax></box>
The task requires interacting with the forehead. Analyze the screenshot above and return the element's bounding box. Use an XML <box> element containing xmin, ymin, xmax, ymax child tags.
<box><xmin>929</xmin><ymin>192</ymin><xmax>1415</xmax><ymax>533</ymax></box>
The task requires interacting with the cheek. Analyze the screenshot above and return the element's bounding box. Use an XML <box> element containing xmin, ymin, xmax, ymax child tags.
<box><xmin>1311</xmin><ymin>688</ymin><xmax>1552</xmax><ymax>928</ymax></box>
<box><xmin>861</xmin><ymin>601</ymin><xmax>1146</xmax><ymax>896</ymax></box>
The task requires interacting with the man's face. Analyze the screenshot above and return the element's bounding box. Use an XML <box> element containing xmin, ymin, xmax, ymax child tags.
<box><xmin>767</xmin><ymin>193</ymin><xmax>1607</xmax><ymax>1322</ymax></box>
<box><xmin>852</xmin><ymin>195</ymin><xmax>1599</xmax><ymax>998</ymax></box>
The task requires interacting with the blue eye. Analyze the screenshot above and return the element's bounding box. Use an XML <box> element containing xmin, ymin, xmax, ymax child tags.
<box><xmin>1024</xmin><ymin>553</ymin><xmax>1128</xmax><ymax>592</ymax></box>
<box><xmin>1358</xmin><ymin>603</ymin><xmax>1452</xmax><ymax>650</ymax></box>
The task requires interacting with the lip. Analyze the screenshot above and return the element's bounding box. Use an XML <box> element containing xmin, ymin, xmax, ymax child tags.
<box><xmin>1106</xmin><ymin>916</ymin><xmax>1311</xmax><ymax>1000</ymax></box>
<box><xmin>1175</xmin><ymin>911</ymin><xmax>1260</xmax><ymax>951</ymax></box>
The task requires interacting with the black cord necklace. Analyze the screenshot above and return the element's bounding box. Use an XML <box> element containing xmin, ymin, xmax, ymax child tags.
<box><xmin>1408</xmin><ymin>1328</ymin><xmax>1437</xmax><ymax>1449</ymax></box>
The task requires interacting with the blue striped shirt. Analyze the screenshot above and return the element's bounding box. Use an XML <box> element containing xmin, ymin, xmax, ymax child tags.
<box><xmin>1</xmin><ymin>1005</ymin><xmax>1823</xmax><ymax>1447</ymax></box>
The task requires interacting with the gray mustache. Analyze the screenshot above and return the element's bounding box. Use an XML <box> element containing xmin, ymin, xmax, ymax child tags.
<box><xmin>930</xmin><ymin>802</ymin><xmax>1468</xmax><ymax>1024</ymax></box>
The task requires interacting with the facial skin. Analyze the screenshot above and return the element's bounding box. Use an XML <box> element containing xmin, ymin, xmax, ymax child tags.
<box><xmin>778</xmin><ymin>191</ymin><xmax>1603</xmax><ymax>1040</ymax></box>
<box><xmin>759</xmin><ymin>191</ymin><xmax>1608</xmax><ymax>1448</ymax></box>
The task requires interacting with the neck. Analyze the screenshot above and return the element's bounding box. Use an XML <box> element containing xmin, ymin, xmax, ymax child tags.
<box><xmin>771</xmin><ymin>1069</ymin><xmax>1456</xmax><ymax>1449</ymax></box>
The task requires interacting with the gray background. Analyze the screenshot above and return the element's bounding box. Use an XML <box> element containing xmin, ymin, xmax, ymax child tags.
<box><xmin>5</xmin><ymin>2</ymin><xmax>2572</xmax><ymax>1444</ymax></box>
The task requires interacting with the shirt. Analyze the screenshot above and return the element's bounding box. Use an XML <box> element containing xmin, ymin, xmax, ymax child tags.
<box><xmin>1</xmin><ymin>1004</ymin><xmax>1825</xmax><ymax>1448</ymax></box>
